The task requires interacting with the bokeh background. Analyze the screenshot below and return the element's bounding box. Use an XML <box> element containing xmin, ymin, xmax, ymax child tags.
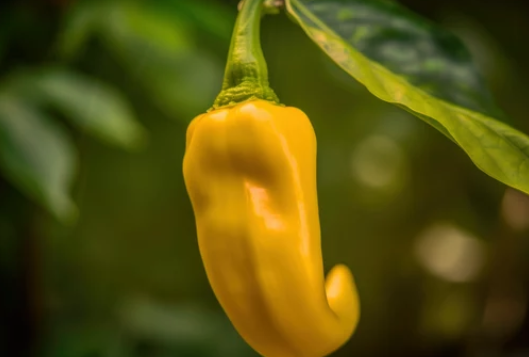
<box><xmin>1</xmin><ymin>0</ymin><xmax>529</xmax><ymax>356</ymax></box>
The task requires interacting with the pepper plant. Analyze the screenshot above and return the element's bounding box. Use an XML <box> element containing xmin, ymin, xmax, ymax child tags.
<box><xmin>0</xmin><ymin>0</ymin><xmax>527</xmax><ymax>356</ymax></box>
<box><xmin>182</xmin><ymin>0</ymin><xmax>529</xmax><ymax>356</ymax></box>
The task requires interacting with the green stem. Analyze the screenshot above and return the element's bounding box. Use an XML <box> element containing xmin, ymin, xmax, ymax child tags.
<box><xmin>211</xmin><ymin>0</ymin><xmax>279</xmax><ymax>110</ymax></box>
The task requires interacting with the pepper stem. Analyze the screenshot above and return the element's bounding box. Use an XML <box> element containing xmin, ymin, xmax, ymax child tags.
<box><xmin>211</xmin><ymin>0</ymin><xmax>279</xmax><ymax>110</ymax></box>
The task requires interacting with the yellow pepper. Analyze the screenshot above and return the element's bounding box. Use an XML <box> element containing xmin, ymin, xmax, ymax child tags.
<box><xmin>183</xmin><ymin>1</ymin><xmax>360</xmax><ymax>356</ymax></box>
<box><xmin>183</xmin><ymin>99</ymin><xmax>360</xmax><ymax>357</ymax></box>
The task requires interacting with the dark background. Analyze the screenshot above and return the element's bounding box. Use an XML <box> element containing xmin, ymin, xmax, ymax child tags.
<box><xmin>1</xmin><ymin>0</ymin><xmax>529</xmax><ymax>356</ymax></box>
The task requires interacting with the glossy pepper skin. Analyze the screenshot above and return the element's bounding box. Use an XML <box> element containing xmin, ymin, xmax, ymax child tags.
<box><xmin>183</xmin><ymin>99</ymin><xmax>360</xmax><ymax>357</ymax></box>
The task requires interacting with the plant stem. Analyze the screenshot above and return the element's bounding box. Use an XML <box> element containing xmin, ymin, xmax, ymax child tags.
<box><xmin>212</xmin><ymin>0</ymin><xmax>279</xmax><ymax>110</ymax></box>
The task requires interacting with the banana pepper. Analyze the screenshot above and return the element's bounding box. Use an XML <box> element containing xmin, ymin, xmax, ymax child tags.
<box><xmin>183</xmin><ymin>1</ymin><xmax>360</xmax><ymax>356</ymax></box>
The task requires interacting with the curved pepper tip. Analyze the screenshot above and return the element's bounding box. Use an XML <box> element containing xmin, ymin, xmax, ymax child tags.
<box><xmin>326</xmin><ymin>264</ymin><xmax>361</xmax><ymax>332</ymax></box>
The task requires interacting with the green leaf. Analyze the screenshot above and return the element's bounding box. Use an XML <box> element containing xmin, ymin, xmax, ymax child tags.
<box><xmin>57</xmin><ymin>1</ymin><xmax>222</xmax><ymax>117</ymax></box>
<box><xmin>5</xmin><ymin>67</ymin><xmax>147</xmax><ymax>150</ymax></box>
<box><xmin>285</xmin><ymin>0</ymin><xmax>529</xmax><ymax>194</ymax></box>
<box><xmin>99</xmin><ymin>2</ymin><xmax>222</xmax><ymax>116</ymax></box>
<box><xmin>30</xmin><ymin>69</ymin><xmax>148</xmax><ymax>150</ymax></box>
<box><xmin>103</xmin><ymin>1</ymin><xmax>192</xmax><ymax>61</ymax></box>
<box><xmin>158</xmin><ymin>0</ymin><xmax>234</xmax><ymax>41</ymax></box>
<box><xmin>57</xmin><ymin>1</ymin><xmax>192</xmax><ymax>59</ymax></box>
<box><xmin>55</xmin><ymin>1</ymin><xmax>105</xmax><ymax>60</ymax></box>
<box><xmin>0</xmin><ymin>96</ymin><xmax>77</xmax><ymax>223</ymax></box>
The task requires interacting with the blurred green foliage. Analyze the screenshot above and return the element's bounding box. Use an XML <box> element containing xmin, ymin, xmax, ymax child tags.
<box><xmin>1</xmin><ymin>0</ymin><xmax>529</xmax><ymax>357</ymax></box>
